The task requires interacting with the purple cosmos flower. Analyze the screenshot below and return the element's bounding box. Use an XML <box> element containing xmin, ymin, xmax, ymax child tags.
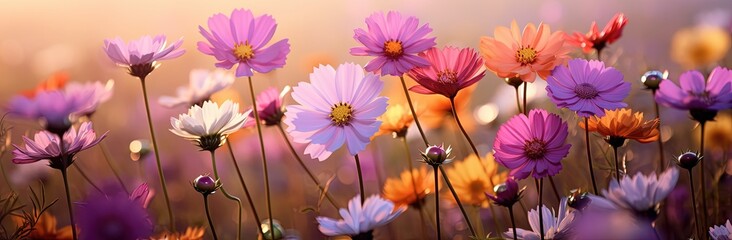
<box><xmin>159</xmin><ymin>69</ymin><xmax>234</xmax><ymax>108</ymax></box>
<box><xmin>655</xmin><ymin>66</ymin><xmax>732</xmax><ymax>111</ymax></box>
<box><xmin>284</xmin><ymin>63</ymin><xmax>388</xmax><ymax>161</ymax></box>
<box><xmin>103</xmin><ymin>35</ymin><xmax>185</xmax><ymax>79</ymax></box>
<box><xmin>546</xmin><ymin>59</ymin><xmax>630</xmax><ymax>117</ymax></box>
<box><xmin>8</xmin><ymin>90</ymin><xmax>95</xmax><ymax>135</ymax></box>
<box><xmin>493</xmin><ymin>109</ymin><xmax>571</xmax><ymax>179</ymax></box>
<box><xmin>351</xmin><ymin>11</ymin><xmax>437</xmax><ymax>76</ymax></box>
<box><xmin>64</xmin><ymin>80</ymin><xmax>114</xmax><ymax>117</ymax></box>
<box><xmin>486</xmin><ymin>177</ymin><xmax>525</xmax><ymax>207</ymax></box>
<box><xmin>76</xmin><ymin>184</ymin><xmax>154</xmax><ymax>240</ymax></box>
<box><xmin>198</xmin><ymin>9</ymin><xmax>290</xmax><ymax>77</ymax></box>
<box><xmin>245</xmin><ymin>86</ymin><xmax>289</xmax><ymax>127</ymax></box>
<box><xmin>12</xmin><ymin>122</ymin><xmax>106</xmax><ymax>170</ymax></box>
<box><xmin>505</xmin><ymin>198</ymin><xmax>575</xmax><ymax>239</ymax></box>
<box><xmin>709</xmin><ymin>220</ymin><xmax>732</xmax><ymax>240</ymax></box>
<box><xmin>594</xmin><ymin>167</ymin><xmax>679</xmax><ymax>214</ymax></box>
<box><xmin>316</xmin><ymin>195</ymin><xmax>406</xmax><ymax>237</ymax></box>
<box><xmin>407</xmin><ymin>46</ymin><xmax>486</xmax><ymax>99</ymax></box>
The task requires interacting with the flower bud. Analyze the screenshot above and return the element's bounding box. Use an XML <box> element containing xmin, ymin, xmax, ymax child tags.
<box><xmin>504</xmin><ymin>77</ymin><xmax>524</xmax><ymax>88</ymax></box>
<box><xmin>641</xmin><ymin>70</ymin><xmax>667</xmax><ymax>90</ymax></box>
<box><xmin>260</xmin><ymin>219</ymin><xmax>284</xmax><ymax>240</ymax></box>
<box><xmin>193</xmin><ymin>175</ymin><xmax>219</xmax><ymax>195</ymax></box>
<box><xmin>567</xmin><ymin>189</ymin><xmax>591</xmax><ymax>211</ymax></box>
<box><xmin>676</xmin><ymin>151</ymin><xmax>701</xmax><ymax>170</ymax></box>
<box><xmin>486</xmin><ymin>178</ymin><xmax>524</xmax><ymax>207</ymax></box>
<box><xmin>420</xmin><ymin>144</ymin><xmax>453</xmax><ymax>166</ymax></box>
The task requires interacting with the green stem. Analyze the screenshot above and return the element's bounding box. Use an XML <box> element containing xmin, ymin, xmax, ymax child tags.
<box><xmin>275</xmin><ymin>124</ymin><xmax>339</xmax><ymax>209</ymax></box>
<box><xmin>225</xmin><ymin>141</ymin><xmax>263</xmax><ymax>235</ymax></box>
<box><xmin>203</xmin><ymin>195</ymin><xmax>219</xmax><ymax>240</ymax></box>
<box><xmin>652</xmin><ymin>89</ymin><xmax>665</xmax><ymax>173</ymax></box>
<box><xmin>72</xmin><ymin>163</ymin><xmax>104</xmax><ymax>194</ymax></box>
<box><xmin>613</xmin><ymin>146</ymin><xmax>620</xmax><ymax>184</ymax></box>
<box><xmin>508</xmin><ymin>205</ymin><xmax>518</xmax><ymax>240</ymax></box>
<box><xmin>514</xmin><ymin>86</ymin><xmax>522</xmax><ymax>114</ymax></box>
<box><xmin>0</xmin><ymin>150</ymin><xmax>14</xmax><ymax>193</ymax></box>
<box><xmin>354</xmin><ymin>154</ymin><xmax>366</xmax><ymax>205</ymax></box>
<box><xmin>438</xmin><ymin>166</ymin><xmax>477</xmax><ymax>237</ymax></box>
<box><xmin>399</xmin><ymin>75</ymin><xmax>429</xmax><ymax>146</ymax></box>
<box><xmin>699</xmin><ymin>121</ymin><xmax>708</xmax><ymax>234</ymax></box>
<box><xmin>688</xmin><ymin>169</ymin><xmax>701</xmax><ymax>239</ymax></box>
<box><xmin>585</xmin><ymin>118</ymin><xmax>599</xmax><ymax>194</ymax></box>
<box><xmin>399</xmin><ymin>136</ymin><xmax>421</xmax><ymax>205</ymax></box>
<box><xmin>98</xmin><ymin>142</ymin><xmax>129</xmax><ymax>194</ymax></box>
<box><xmin>522</xmin><ymin>82</ymin><xmax>528</xmax><ymax>115</ymax></box>
<box><xmin>209</xmin><ymin>150</ymin><xmax>242</xmax><ymax>239</ymax></box>
<box><xmin>433</xmin><ymin>166</ymin><xmax>441</xmax><ymax>240</ymax></box>
<box><xmin>60</xmin><ymin>167</ymin><xmax>78</xmax><ymax>240</ymax></box>
<box><xmin>247</xmin><ymin>76</ymin><xmax>274</xmax><ymax>240</ymax></box>
<box><xmin>535</xmin><ymin>178</ymin><xmax>544</xmax><ymax>240</ymax></box>
<box><xmin>139</xmin><ymin>78</ymin><xmax>175</xmax><ymax>231</ymax></box>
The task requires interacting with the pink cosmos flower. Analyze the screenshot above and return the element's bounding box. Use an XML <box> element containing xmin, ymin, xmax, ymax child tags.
<box><xmin>64</xmin><ymin>80</ymin><xmax>115</xmax><ymax>117</ymax></box>
<box><xmin>8</xmin><ymin>90</ymin><xmax>96</xmax><ymax>135</ymax></box>
<box><xmin>103</xmin><ymin>35</ymin><xmax>185</xmax><ymax>79</ymax></box>
<box><xmin>546</xmin><ymin>59</ymin><xmax>630</xmax><ymax>118</ymax></box>
<box><xmin>198</xmin><ymin>9</ymin><xmax>290</xmax><ymax>77</ymax></box>
<box><xmin>158</xmin><ymin>69</ymin><xmax>234</xmax><ymax>108</ymax></box>
<box><xmin>12</xmin><ymin>122</ymin><xmax>107</xmax><ymax>169</ymax></box>
<box><xmin>351</xmin><ymin>11</ymin><xmax>437</xmax><ymax>76</ymax></box>
<box><xmin>245</xmin><ymin>86</ymin><xmax>289</xmax><ymax>127</ymax></box>
<box><xmin>284</xmin><ymin>63</ymin><xmax>388</xmax><ymax>161</ymax></box>
<box><xmin>407</xmin><ymin>46</ymin><xmax>486</xmax><ymax>99</ymax></box>
<box><xmin>493</xmin><ymin>109</ymin><xmax>571</xmax><ymax>179</ymax></box>
<box><xmin>655</xmin><ymin>66</ymin><xmax>732</xmax><ymax>111</ymax></box>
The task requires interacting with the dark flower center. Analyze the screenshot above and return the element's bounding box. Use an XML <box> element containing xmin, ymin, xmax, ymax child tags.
<box><xmin>468</xmin><ymin>180</ymin><xmax>486</xmax><ymax>194</ymax></box>
<box><xmin>516</xmin><ymin>47</ymin><xmax>537</xmax><ymax>65</ymax></box>
<box><xmin>689</xmin><ymin>90</ymin><xmax>715</xmax><ymax>105</ymax></box>
<box><xmin>437</xmin><ymin>69</ymin><xmax>457</xmax><ymax>84</ymax></box>
<box><xmin>329</xmin><ymin>102</ymin><xmax>353</xmax><ymax>126</ymax></box>
<box><xmin>523</xmin><ymin>139</ymin><xmax>547</xmax><ymax>160</ymax></box>
<box><xmin>574</xmin><ymin>83</ymin><xmax>599</xmax><ymax>99</ymax></box>
<box><xmin>383</xmin><ymin>40</ymin><xmax>404</xmax><ymax>59</ymax></box>
<box><xmin>198</xmin><ymin>134</ymin><xmax>223</xmax><ymax>152</ymax></box>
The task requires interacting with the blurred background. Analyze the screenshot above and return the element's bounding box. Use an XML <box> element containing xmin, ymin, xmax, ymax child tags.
<box><xmin>1</xmin><ymin>0</ymin><xmax>732</xmax><ymax>239</ymax></box>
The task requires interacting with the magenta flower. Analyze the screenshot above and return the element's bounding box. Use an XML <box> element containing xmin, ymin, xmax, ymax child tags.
<box><xmin>8</xmin><ymin>90</ymin><xmax>95</xmax><ymax>135</ymax></box>
<box><xmin>65</xmin><ymin>80</ymin><xmax>115</xmax><ymax>117</ymax></box>
<box><xmin>245</xmin><ymin>86</ymin><xmax>289</xmax><ymax>127</ymax></box>
<box><xmin>493</xmin><ymin>109</ymin><xmax>571</xmax><ymax>179</ymax></box>
<box><xmin>76</xmin><ymin>184</ymin><xmax>154</xmax><ymax>240</ymax></box>
<box><xmin>198</xmin><ymin>9</ymin><xmax>290</xmax><ymax>77</ymax></box>
<box><xmin>546</xmin><ymin>59</ymin><xmax>630</xmax><ymax>117</ymax></box>
<box><xmin>351</xmin><ymin>11</ymin><xmax>437</xmax><ymax>76</ymax></box>
<box><xmin>12</xmin><ymin>122</ymin><xmax>107</xmax><ymax>170</ymax></box>
<box><xmin>103</xmin><ymin>35</ymin><xmax>185</xmax><ymax>79</ymax></box>
<box><xmin>407</xmin><ymin>46</ymin><xmax>486</xmax><ymax>98</ymax></box>
<box><xmin>655</xmin><ymin>66</ymin><xmax>732</xmax><ymax>111</ymax></box>
<box><xmin>284</xmin><ymin>63</ymin><xmax>388</xmax><ymax>161</ymax></box>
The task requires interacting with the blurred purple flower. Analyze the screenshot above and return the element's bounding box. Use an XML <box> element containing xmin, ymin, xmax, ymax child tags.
<box><xmin>546</xmin><ymin>59</ymin><xmax>630</xmax><ymax>117</ymax></box>
<box><xmin>493</xmin><ymin>109</ymin><xmax>571</xmax><ymax>179</ymax></box>
<box><xmin>103</xmin><ymin>35</ymin><xmax>184</xmax><ymax>79</ymax></box>
<box><xmin>245</xmin><ymin>86</ymin><xmax>289</xmax><ymax>127</ymax></box>
<box><xmin>197</xmin><ymin>9</ymin><xmax>290</xmax><ymax>77</ymax></box>
<box><xmin>351</xmin><ymin>11</ymin><xmax>436</xmax><ymax>76</ymax></box>
<box><xmin>407</xmin><ymin>46</ymin><xmax>486</xmax><ymax>99</ymax></box>
<box><xmin>76</xmin><ymin>184</ymin><xmax>154</xmax><ymax>240</ymax></box>
<box><xmin>316</xmin><ymin>195</ymin><xmax>405</xmax><ymax>237</ymax></box>
<box><xmin>11</xmin><ymin>122</ymin><xmax>106</xmax><ymax>170</ymax></box>
<box><xmin>505</xmin><ymin>198</ymin><xmax>575</xmax><ymax>239</ymax></box>
<box><xmin>64</xmin><ymin>80</ymin><xmax>114</xmax><ymax>117</ymax></box>
<box><xmin>573</xmin><ymin>202</ymin><xmax>658</xmax><ymax>240</ymax></box>
<box><xmin>284</xmin><ymin>63</ymin><xmax>387</xmax><ymax>161</ymax></box>
<box><xmin>655</xmin><ymin>66</ymin><xmax>732</xmax><ymax>111</ymax></box>
<box><xmin>709</xmin><ymin>219</ymin><xmax>732</xmax><ymax>240</ymax></box>
<box><xmin>159</xmin><ymin>69</ymin><xmax>234</xmax><ymax>108</ymax></box>
<box><xmin>8</xmin><ymin>90</ymin><xmax>96</xmax><ymax>134</ymax></box>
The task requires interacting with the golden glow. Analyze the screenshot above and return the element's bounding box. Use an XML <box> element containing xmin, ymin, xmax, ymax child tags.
<box><xmin>233</xmin><ymin>42</ymin><xmax>255</xmax><ymax>61</ymax></box>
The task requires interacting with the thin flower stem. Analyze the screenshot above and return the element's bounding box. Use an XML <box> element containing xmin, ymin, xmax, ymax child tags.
<box><xmin>548</xmin><ymin>177</ymin><xmax>562</xmax><ymax>202</ymax></box>
<box><xmin>508</xmin><ymin>205</ymin><xmax>518</xmax><ymax>240</ymax></box>
<box><xmin>275</xmin><ymin>124</ymin><xmax>339</xmax><ymax>209</ymax></box>
<box><xmin>514</xmin><ymin>86</ymin><xmax>522</xmax><ymax>114</ymax></box>
<box><xmin>225</xmin><ymin>141</ymin><xmax>263</xmax><ymax>234</ymax></box>
<box><xmin>209</xmin><ymin>150</ymin><xmax>242</xmax><ymax>239</ymax></box>
<box><xmin>354</xmin><ymin>154</ymin><xmax>366</xmax><ymax>206</ymax></box>
<box><xmin>433</xmin><ymin>166</ymin><xmax>441</xmax><ymax>240</ymax></box>
<box><xmin>651</xmin><ymin>89</ymin><xmax>665</xmax><ymax>172</ymax></box>
<box><xmin>247</xmin><ymin>76</ymin><xmax>275</xmax><ymax>240</ymax></box>
<box><xmin>535</xmin><ymin>178</ymin><xmax>545</xmax><ymax>240</ymax></box>
<box><xmin>399</xmin><ymin>135</ymin><xmax>428</xmax><ymax>238</ymax></box>
<box><xmin>72</xmin><ymin>164</ymin><xmax>104</xmax><ymax>194</ymax></box>
<box><xmin>699</xmin><ymin>121</ymin><xmax>709</xmax><ymax>234</ymax></box>
<box><xmin>522</xmin><ymin>82</ymin><xmax>528</xmax><ymax>115</ymax></box>
<box><xmin>60</xmin><ymin>168</ymin><xmax>78</xmax><ymax>240</ymax></box>
<box><xmin>0</xmin><ymin>150</ymin><xmax>14</xmax><ymax>193</ymax></box>
<box><xmin>688</xmin><ymin>169</ymin><xmax>701</xmax><ymax>239</ymax></box>
<box><xmin>139</xmin><ymin>78</ymin><xmax>175</xmax><ymax>231</ymax></box>
<box><xmin>203</xmin><ymin>195</ymin><xmax>219</xmax><ymax>240</ymax></box>
<box><xmin>98</xmin><ymin>142</ymin><xmax>129</xmax><ymax>194</ymax></box>
<box><xmin>438</xmin><ymin>166</ymin><xmax>477</xmax><ymax>237</ymax></box>
<box><xmin>399</xmin><ymin>75</ymin><xmax>429</xmax><ymax>146</ymax></box>
<box><xmin>613</xmin><ymin>146</ymin><xmax>620</xmax><ymax>184</ymax></box>
<box><xmin>584</xmin><ymin>118</ymin><xmax>599</xmax><ymax>194</ymax></box>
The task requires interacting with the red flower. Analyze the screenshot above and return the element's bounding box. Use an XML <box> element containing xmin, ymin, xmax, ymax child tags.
<box><xmin>567</xmin><ymin>13</ymin><xmax>628</xmax><ymax>53</ymax></box>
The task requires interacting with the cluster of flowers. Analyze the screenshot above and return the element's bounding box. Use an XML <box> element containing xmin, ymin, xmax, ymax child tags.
<box><xmin>4</xmin><ymin>7</ymin><xmax>732</xmax><ymax>240</ymax></box>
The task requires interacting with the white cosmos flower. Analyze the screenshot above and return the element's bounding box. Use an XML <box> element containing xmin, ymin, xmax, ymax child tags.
<box><xmin>316</xmin><ymin>195</ymin><xmax>405</xmax><ymax>237</ymax></box>
<box><xmin>600</xmin><ymin>167</ymin><xmax>679</xmax><ymax>212</ymax></box>
<box><xmin>169</xmin><ymin>100</ymin><xmax>249</xmax><ymax>151</ymax></box>
<box><xmin>506</xmin><ymin>198</ymin><xmax>575</xmax><ymax>240</ymax></box>
<box><xmin>159</xmin><ymin>69</ymin><xmax>234</xmax><ymax>108</ymax></box>
<box><xmin>710</xmin><ymin>220</ymin><xmax>732</xmax><ymax>240</ymax></box>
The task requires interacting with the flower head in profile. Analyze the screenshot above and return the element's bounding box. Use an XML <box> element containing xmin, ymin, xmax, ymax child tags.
<box><xmin>709</xmin><ymin>220</ymin><xmax>732</xmax><ymax>240</ymax></box>
<box><xmin>12</xmin><ymin>122</ymin><xmax>106</xmax><ymax>170</ymax></box>
<box><xmin>350</xmin><ymin>11</ymin><xmax>437</xmax><ymax>76</ymax></box>
<box><xmin>8</xmin><ymin>90</ymin><xmax>96</xmax><ymax>135</ymax></box>
<box><xmin>151</xmin><ymin>227</ymin><xmax>206</xmax><ymax>240</ymax></box>
<box><xmin>76</xmin><ymin>186</ymin><xmax>154</xmax><ymax>240</ymax></box>
<box><xmin>493</xmin><ymin>109</ymin><xmax>571</xmax><ymax>179</ymax></box>
<box><xmin>375</xmin><ymin>104</ymin><xmax>418</xmax><ymax>138</ymax></box>
<box><xmin>284</xmin><ymin>63</ymin><xmax>388</xmax><ymax>161</ymax></box>
<box><xmin>479</xmin><ymin>21</ymin><xmax>570</xmax><ymax>82</ymax></box>
<box><xmin>446</xmin><ymin>153</ymin><xmax>508</xmax><ymax>207</ymax></box>
<box><xmin>546</xmin><ymin>59</ymin><xmax>630</xmax><ymax>117</ymax></box>
<box><xmin>580</xmin><ymin>108</ymin><xmax>659</xmax><ymax>147</ymax></box>
<box><xmin>159</xmin><ymin>69</ymin><xmax>235</xmax><ymax>108</ymax></box>
<box><xmin>198</xmin><ymin>9</ymin><xmax>290</xmax><ymax>77</ymax></box>
<box><xmin>65</xmin><ymin>80</ymin><xmax>115</xmax><ymax>117</ymax></box>
<box><xmin>316</xmin><ymin>195</ymin><xmax>406</xmax><ymax>237</ymax></box>
<box><xmin>419</xmin><ymin>144</ymin><xmax>453</xmax><ymax>166</ymax></box>
<box><xmin>383</xmin><ymin>166</ymin><xmax>439</xmax><ymax>207</ymax></box>
<box><xmin>170</xmin><ymin>100</ymin><xmax>249</xmax><ymax>151</ymax></box>
<box><xmin>21</xmin><ymin>72</ymin><xmax>68</xmax><ymax>98</ymax></box>
<box><xmin>597</xmin><ymin>168</ymin><xmax>679</xmax><ymax>214</ymax></box>
<box><xmin>655</xmin><ymin>66</ymin><xmax>732</xmax><ymax>112</ymax></box>
<box><xmin>103</xmin><ymin>35</ymin><xmax>185</xmax><ymax>79</ymax></box>
<box><xmin>506</xmin><ymin>198</ymin><xmax>575</xmax><ymax>240</ymax></box>
<box><xmin>567</xmin><ymin>13</ymin><xmax>628</xmax><ymax>54</ymax></box>
<box><xmin>671</xmin><ymin>26</ymin><xmax>731</xmax><ymax>69</ymax></box>
<box><xmin>245</xmin><ymin>86</ymin><xmax>289</xmax><ymax>127</ymax></box>
<box><xmin>407</xmin><ymin>46</ymin><xmax>486</xmax><ymax>98</ymax></box>
<box><xmin>487</xmin><ymin>178</ymin><xmax>525</xmax><ymax>208</ymax></box>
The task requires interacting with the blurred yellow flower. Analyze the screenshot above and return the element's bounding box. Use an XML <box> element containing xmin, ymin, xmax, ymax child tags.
<box><xmin>445</xmin><ymin>153</ymin><xmax>508</xmax><ymax>208</ymax></box>
<box><xmin>383</xmin><ymin>166</ymin><xmax>439</xmax><ymax>207</ymax></box>
<box><xmin>671</xmin><ymin>26</ymin><xmax>731</xmax><ymax>69</ymax></box>
<box><xmin>13</xmin><ymin>212</ymin><xmax>74</xmax><ymax>240</ymax></box>
<box><xmin>699</xmin><ymin>113</ymin><xmax>732</xmax><ymax>151</ymax></box>
<box><xmin>375</xmin><ymin>104</ymin><xmax>418</xmax><ymax>138</ymax></box>
<box><xmin>151</xmin><ymin>226</ymin><xmax>205</xmax><ymax>240</ymax></box>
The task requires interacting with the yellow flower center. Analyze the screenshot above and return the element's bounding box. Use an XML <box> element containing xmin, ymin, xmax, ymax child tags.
<box><xmin>330</xmin><ymin>103</ymin><xmax>353</xmax><ymax>126</ymax></box>
<box><xmin>516</xmin><ymin>47</ymin><xmax>537</xmax><ymax>65</ymax></box>
<box><xmin>437</xmin><ymin>69</ymin><xmax>458</xmax><ymax>84</ymax></box>
<box><xmin>383</xmin><ymin>40</ymin><xmax>404</xmax><ymax>58</ymax></box>
<box><xmin>233</xmin><ymin>43</ymin><xmax>254</xmax><ymax>61</ymax></box>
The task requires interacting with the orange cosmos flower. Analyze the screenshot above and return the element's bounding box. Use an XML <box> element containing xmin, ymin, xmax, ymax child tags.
<box><xmin>445</xmin><ymin>153</ymin><xmax>508</xmax><ymax>207</ymax></box>
<box><xmin>383</xmin><ymin>166</ymin><xmax>439</xmax><ymax>207</ymax></box>
<box><xmin>580</xmin><ymin>108</ymin><xmax>659</xmax><ymax>145</ymax></box>
<box><xmin>479</xmin><ymin>21</ymin><xmax>569</xmax><ymax>82</ymax></box>
<box><xmin>21</xmin><ymin>72</ymin><xmax>68</xmax><ymax>98</ymax></box>
<box><xmin>375</xmin><ymin>104</ymin><xmax>420</xmax><ymax>138</ymax></box>
<box><xmin>150</xmin><ymin>226</ymin><xmax>205</xmax><ymax>240</ymax></box>
<box><xmin>13</xmin><ymin>212</ymin><xmax>74</xmax><ymax>240</ymax></box>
